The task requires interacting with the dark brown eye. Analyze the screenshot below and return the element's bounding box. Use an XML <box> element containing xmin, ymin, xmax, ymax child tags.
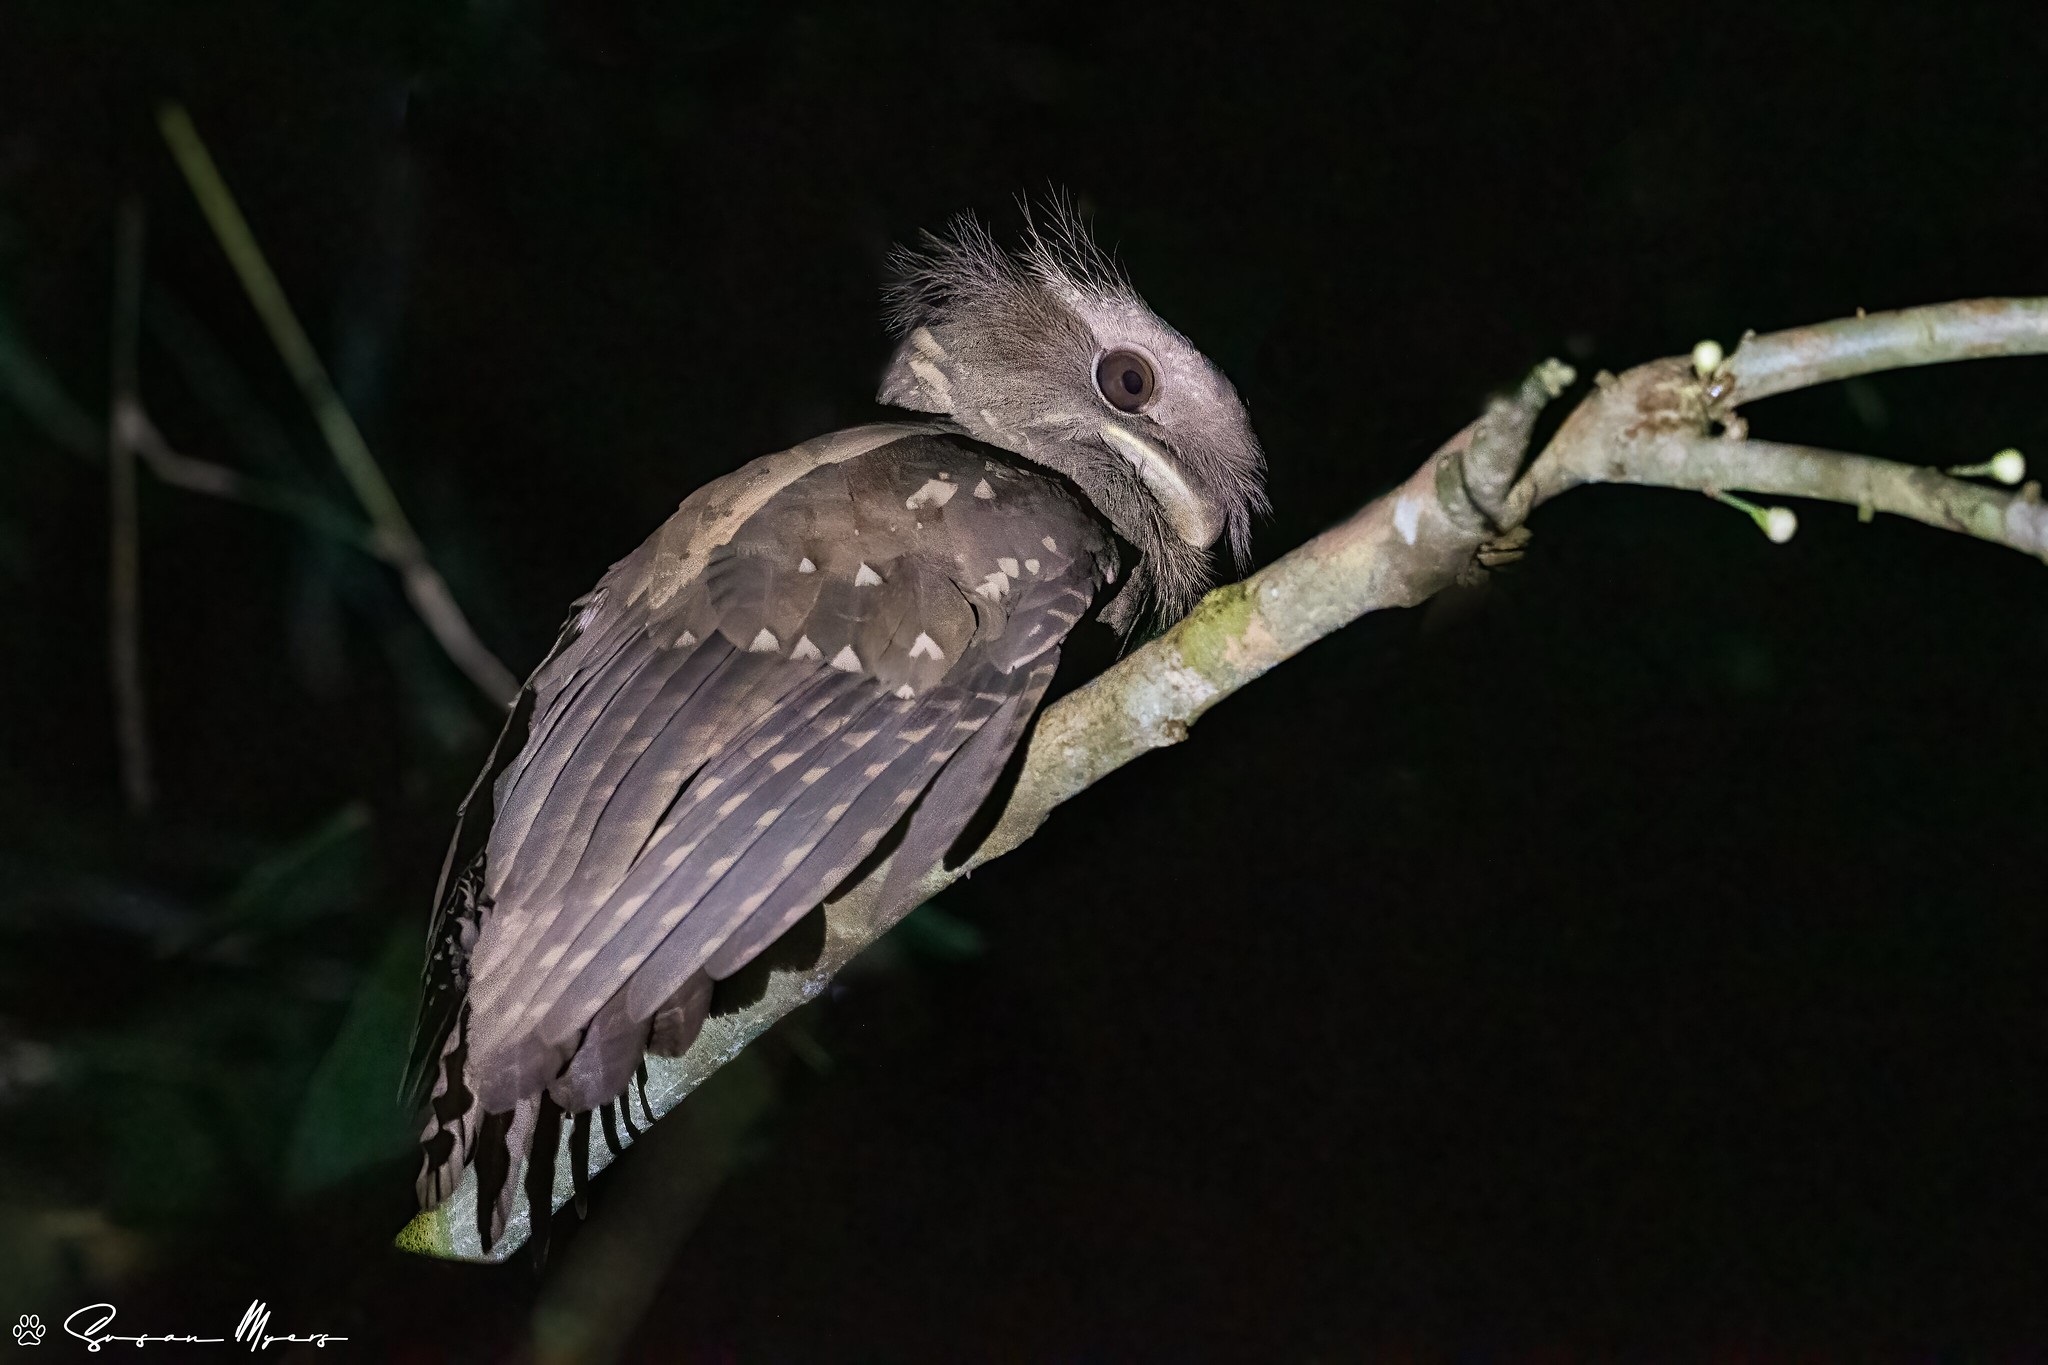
<box><xmin>1094</xmin><ymin>349</ymin><xmax>1156</xmax><ymax>412</ymax></box>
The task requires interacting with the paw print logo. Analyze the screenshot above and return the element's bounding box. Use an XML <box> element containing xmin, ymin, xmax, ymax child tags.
<box><xmin>10</xmin><ymin>1314</ymin><xmax>43</xmax><ymax>1345</ymax></box>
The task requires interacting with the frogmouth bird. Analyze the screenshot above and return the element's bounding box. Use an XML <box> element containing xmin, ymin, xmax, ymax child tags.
<box><xmin>410</xmin><ymin>206</ymin><xmax>1267</xmax><ymax>1256</ymax></box>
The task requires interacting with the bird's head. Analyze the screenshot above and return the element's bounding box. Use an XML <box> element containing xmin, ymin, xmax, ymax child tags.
<box><xmin>878</xmin><ymin>204</ymin><xmax>1267</xmax><ymax>631</ymax></box>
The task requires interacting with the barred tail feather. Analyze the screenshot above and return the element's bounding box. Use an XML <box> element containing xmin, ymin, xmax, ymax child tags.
<box><xmin>414</xmin><ymin>973</ymin><xmax>712</xmax><ymax>1258</ymax></box>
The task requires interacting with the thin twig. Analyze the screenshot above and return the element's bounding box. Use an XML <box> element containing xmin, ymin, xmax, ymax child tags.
<box><xmin>1560</xmin><ymin>434</ymin><xmax>2048</xmax><ymax>559</ymax></box>
<box><xmin>107</xmin><ymin>197</ymin><xmax>153</xmax><ymax>815</ymax></box>
<box><xmin>120</xmin><ymin>406</ymin><xmax>383</xmax><ymax>555</ymax></box>
<box><xmin>155</xmin><ymin>102</ymin><xmax>519</xmax><ymax>707</ymax></box>
<box><xmin>4</xmin><ymin>326</ymin><xmax>392</xmax><ymax>561</ymax></box>
<box><xmin>1710</xmin><ymin>298</ymin><xmax>2048</xmax><ymax>409</ymax></box>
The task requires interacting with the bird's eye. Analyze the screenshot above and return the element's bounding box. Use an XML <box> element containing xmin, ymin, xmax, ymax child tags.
<box><xmin>1095</xmin><ymin>349</ymin><xmax>1156</xmax><ymax>412</ymax></box>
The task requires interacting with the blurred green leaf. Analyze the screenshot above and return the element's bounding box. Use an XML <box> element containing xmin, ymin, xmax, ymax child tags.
<box><xmin>0</xmin><ymin>301</ymin><xmax>100</xmax><ymax>461</ymax></box>
<box><xmin>181</xmin><ymin>802</ymin><xmax>371</xmax><ymax>951</ymax></box>
<box><xmin>284</xmin><ymin>924</ymin><xmax>419</xmax><ymax>1195</ymax></box>
<box><xmin>10</xmin><ymin>803</ymin><xmax>387</xmax><ymax>1226</ymax></box>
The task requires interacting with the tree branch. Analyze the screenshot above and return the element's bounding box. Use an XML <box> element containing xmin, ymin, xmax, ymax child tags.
<box><xmin>1707</xmin><ymin>297</ymin><xmax>2048</xmax><ymax>408</ymax></box>
<box><xmin>398</xmin><ymin>296</ymin><xmax>2048</xmax><ymax>1262</ymax></box>
<box><xmin>156</xmin><ymin>103</ymin><xmax>519</xmax><ymax>707</ymax></box>
<box><xmin>107</xmin><ymin>197</ymin><xmax>153</xmax><ymax>815</ymax></box>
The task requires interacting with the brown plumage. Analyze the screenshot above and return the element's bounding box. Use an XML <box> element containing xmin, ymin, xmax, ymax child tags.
<box><xmin>410</xmin><ymin>204</ymin><xmax>1266</xmax><ymax>1257</ymax></box>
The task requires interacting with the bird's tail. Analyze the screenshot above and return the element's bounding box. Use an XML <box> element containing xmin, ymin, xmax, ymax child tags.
<box><xmin>412</xmin><ymin>950</ymin><xmax>706</xmax><ymax>1261</ymax></box>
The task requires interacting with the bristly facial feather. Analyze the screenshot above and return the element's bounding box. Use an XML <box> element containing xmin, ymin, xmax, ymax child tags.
<box><xmin>878</xmin><ymin>199</ymin><xmax>1267</xmax><ymax>632</ymax></box>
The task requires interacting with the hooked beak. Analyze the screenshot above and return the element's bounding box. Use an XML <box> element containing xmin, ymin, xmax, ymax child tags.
<box><xmin>1099</xmin><ymin>422</ymin><xmax>1225</xmax><ymax>549</ymax></box>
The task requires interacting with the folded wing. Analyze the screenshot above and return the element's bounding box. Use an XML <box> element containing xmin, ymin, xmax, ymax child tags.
<box><xmin>414</xmin><ymin>432</ymin><xmax>1114</xmax><ymax>1251</ymax></box>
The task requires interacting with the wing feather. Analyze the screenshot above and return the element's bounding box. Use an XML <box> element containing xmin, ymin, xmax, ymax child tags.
<box><xmin>635</xmin><ymin>684</ymin><xmax>978</xmax><ymax>998</ymax></box>
<box><xmin>506</xmin><ymin>666</ymin><xmax>879</xmax><ymax>1061</ymax></box>
<box><xmin>467</xmin><ymin>649</ymin><xmax>817</xmax><ymax>1063</ymax></box>
<box><xmin>505</xmin><ymin>637</ymin><xmax>714</xmax><ymax>905</ymax></box>
<box><xmin>487</xmin><ymin>624</ymin><xmax>653</xmax><ymax>877</ymax></box>
<box><xmin>430</xmin><ymin>430</ymin><xmax>1119</xmax><ymax>1208</ymax></box>
<box><xmin>874</xmin><ymin>655</ymin><xmax>1059</xmax><ymax>913</ymax></box>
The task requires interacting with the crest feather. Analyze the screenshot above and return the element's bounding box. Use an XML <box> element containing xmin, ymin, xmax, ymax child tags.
<box><xmin>884</xmin><ymin>195</ymin><xmax>1138</xmax><ymax>337</ymax></box>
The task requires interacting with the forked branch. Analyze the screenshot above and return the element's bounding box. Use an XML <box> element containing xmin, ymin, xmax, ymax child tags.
<box><xmin>401</xmin><ymin>296</ymin><xmax>2048</xmax><ymax>1260</ymax></box>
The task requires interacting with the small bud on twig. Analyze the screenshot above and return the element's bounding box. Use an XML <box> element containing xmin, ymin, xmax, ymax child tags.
<box><xmin>1706</xmin><ymin>488</ymin><xmax>1798</xmax><ymax>544</ymax></box>
<box><xmin>1945</xmin><ymin>448</ymin><xmax>2027</xmax><ymax>485</ymax></box>
<box><xmin>1691</xmin><ymin>339</ymin><xmax>1725</xmax><ymax>378</ymax></box>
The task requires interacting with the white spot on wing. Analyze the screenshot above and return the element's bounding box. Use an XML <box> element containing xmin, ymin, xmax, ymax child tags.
<box><xmin>802</xmin><ymin>766</ymin><xmax>830</xmax><ymax>783</ymax></box>
<box><xmin>1042</xmin><ymin>536</ymin><xmax>1058</xmax><ymax>552</ymax></box>
<box><xmin>830</xmin><ymin>644</ymin><xmax>862</xmax><ymax>672</ymax></box>
<box><xmin>791</xmin><ymin>635</ymin><xmax>822</xmax><ymax>661</ymax></box>
<box><xmin>769</xmin><ymin>752</ymin><xmax>800</xmax><ymax>772</ymax></box>
<box><xmin>677</xmin><ymin>629</ymin><xmax>697</xmax><ymax>648</ymax></box>
<box><xmin>894</xmin><ymin>683</ymin><xmax>916</xmax><ymax>699</ymax></box>
<box><xmin>905</xmin><ymin>478</ymin><xmax>958</xmax><ymax>510</ymax></box>
<box><xmin>908</xmin><ymin>632</ymin><xmax>944</xmax><ymax>660</ymax></box>
<box><xmin>975</xmin><ymin>571</ymin><xmax>1009</xmax><ymax>600</ymax></box>
<box><xmin>798</xmin><ymin>557</ymin><xmax>816</xmax><ymax>574</ymax></box>
<box><xmin>854</xmin><ymin>562</ymin><xmax>883</xmax><ymax>587</ymax></box>
<box><xmin>749</xmin><ymin>627</ymin><xmax>780</xmax><ymax>652</ymax></box>
<box><xmin>973</xmin><ymin>479</ymin><xmax>994</xmax><ymax>499</ymax></box>
<box><xmin>997</xmin><ymin>556</ymin><xmax>1019</xmax><ymax>577</ymax></box>
<box><xmin>1024</xmin><ymin>558</ymin><xmax>1039</xmax><ymax>574</ymax></box>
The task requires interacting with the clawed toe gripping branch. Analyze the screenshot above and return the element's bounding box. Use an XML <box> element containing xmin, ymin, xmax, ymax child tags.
<box><xmin>402</xmin><ymin>296</ymin><xmax>2048</xmax><ymax>1260</ymax></box>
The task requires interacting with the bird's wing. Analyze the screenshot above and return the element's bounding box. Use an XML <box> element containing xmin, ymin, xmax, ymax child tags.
<box><xmin>406</xmin><ymin>422</ymin><xmax>931</xmax><ymax>1110</ymax></box>
<box><xmin>417</xmin><ymin>429</ymin><xmax>1113</xmax><ymax>1244</ymax></box>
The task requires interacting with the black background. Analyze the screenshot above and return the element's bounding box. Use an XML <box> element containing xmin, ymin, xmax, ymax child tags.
<box><xmin>2</xmin><ymin>1</ymin><xmax>2046</xmax><ymax>1358</ymax></box>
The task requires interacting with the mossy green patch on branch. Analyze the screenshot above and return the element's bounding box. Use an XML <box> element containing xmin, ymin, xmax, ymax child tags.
<box><xmin>394</xmin><ymin>1206</ymin><xmax>451</xmax><ymax>1257</ymax></box>
<box><xmin>1174</xmin><ymin>578</ymin><xmax>1257</xmax><ymax>686</ymax></box>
